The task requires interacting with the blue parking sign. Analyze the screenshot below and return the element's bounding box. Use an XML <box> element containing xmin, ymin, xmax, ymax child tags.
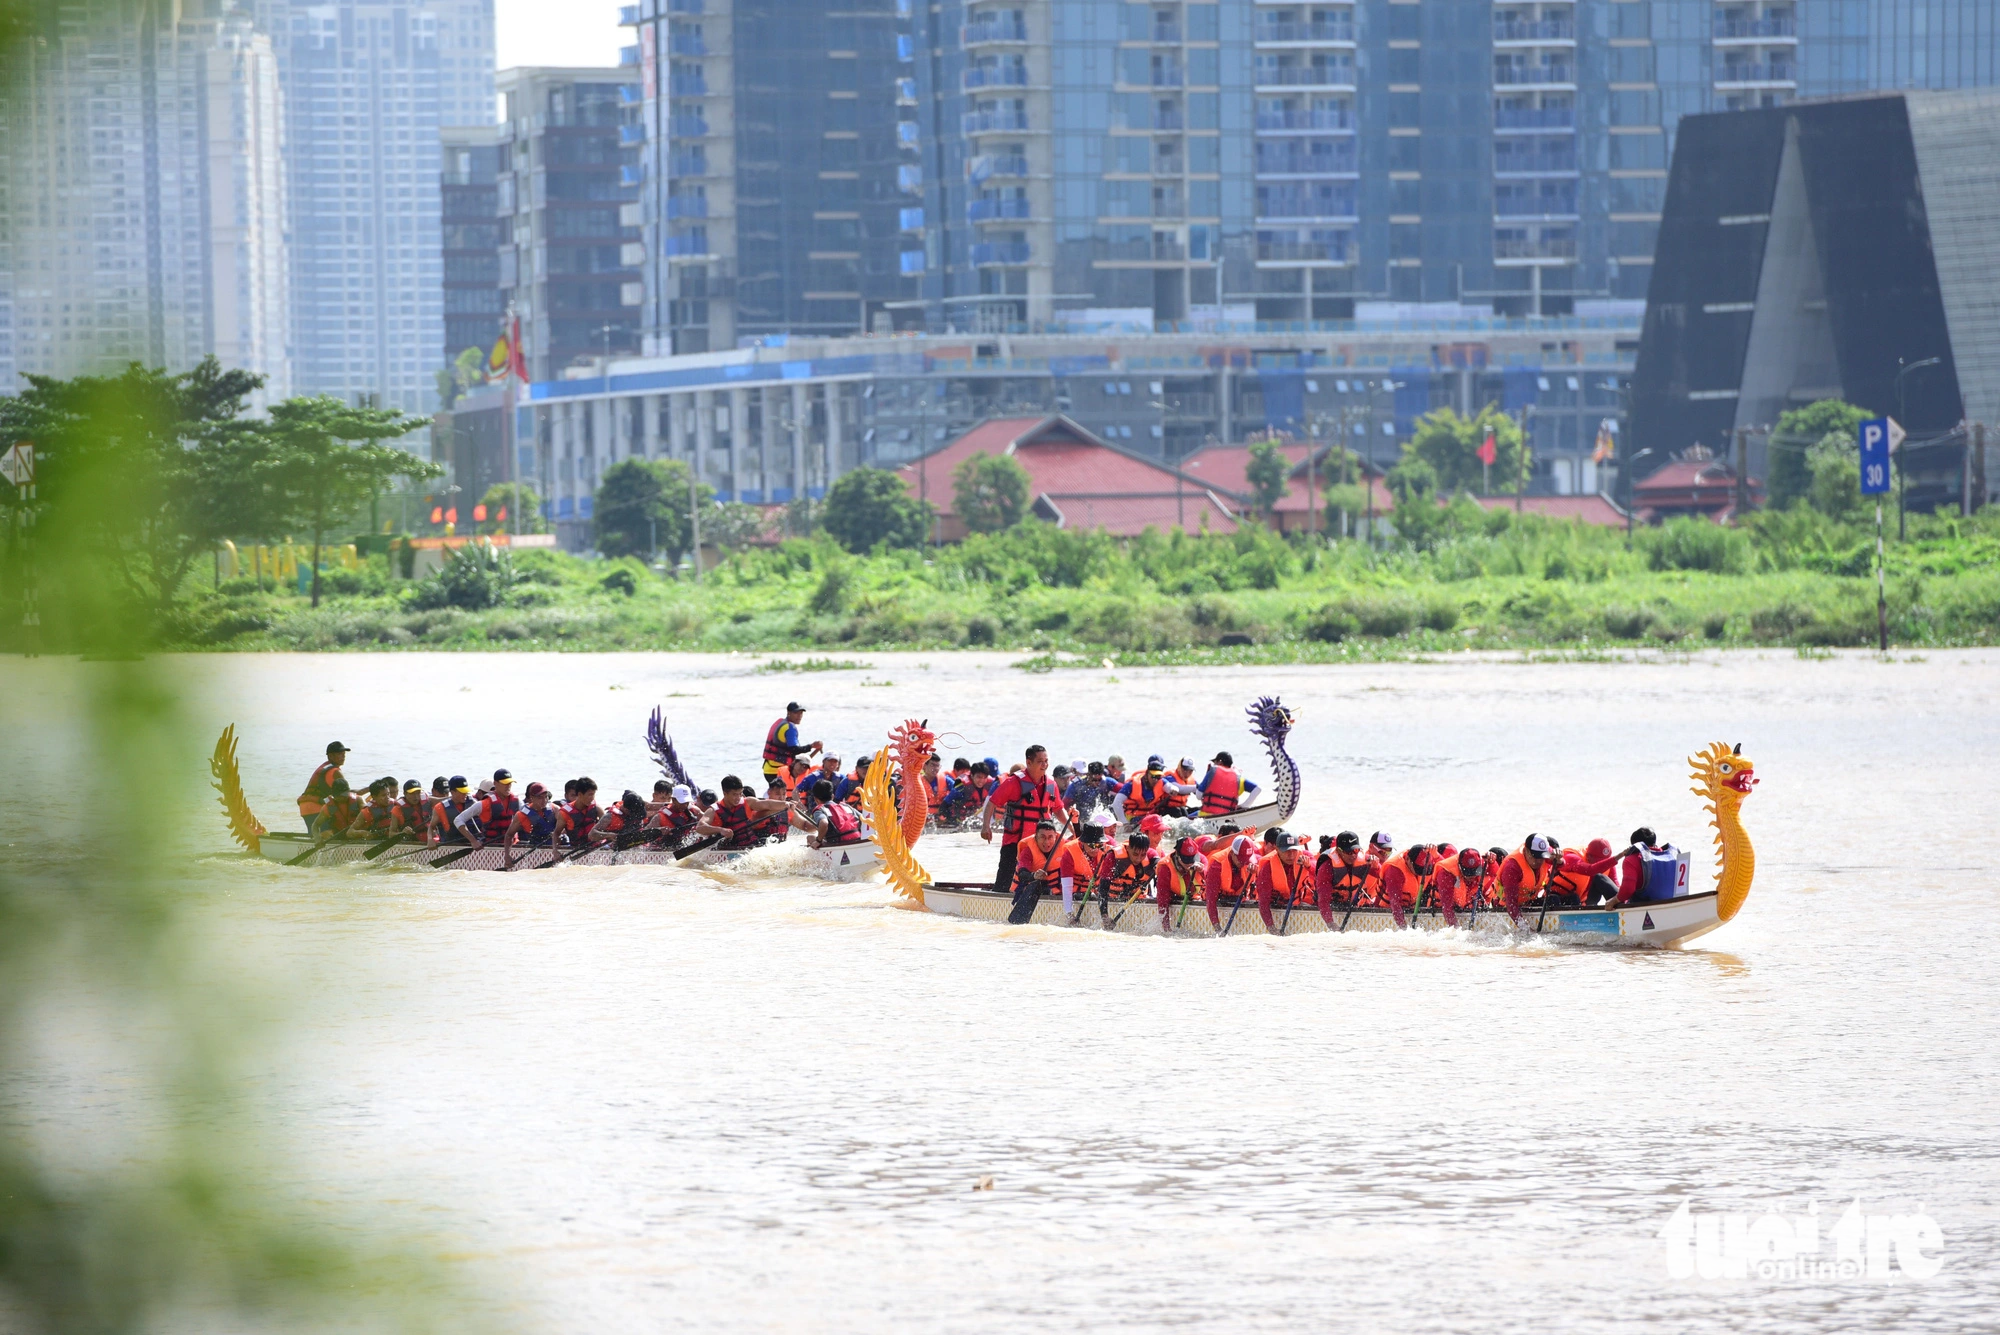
<box><xmin>1858</xmin><ymin>418</ymin><xmax>1892</xmax><ymax>495</ymax></box>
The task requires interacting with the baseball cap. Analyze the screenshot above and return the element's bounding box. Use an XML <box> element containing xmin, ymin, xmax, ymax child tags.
<box><xmin>1146</xmin><ymin>754</ymin><xmax>1165</xmax><ymax>769</ymax></box>
<box><xmin>786</xmin><ymin>701</ymin><xmax>806</xmax><ymax>712</ymax></box>
<box><xmin>1232</xmin><ymin>835</ymin><xmax>1256</xmax><ymax>857</ymax></box>
<box><xmin>525</xmin><ymin>782</ymin><xmax>548</xmax><ymax>799</ymax></box>
<box><xmin>1087</xmin><ymin>760</ymin><xmax>1104</xmax><ymax>775</ymax></box>
<box><xmin>475</xmin><ymin>777</ymin><xmax>495</xmax><ymax>795</ymax></box>
<box><xmin>672</xmin><ymin>784</ymin><xmax>692</xmax><ymax>803</ymax></box>
<box><xmin>449</xmin><ymin>775</ymin><xmax>469</xmax><ymax>791</ymax></box>
<box><xmin>983</xmin><ymin>756</ymin><xmax>1000</xmax><ymax>772</ymax></box>
<box><xmin>402</xmin><ymin>779</ymin><xmax>422</xmax><ymax>793</ymax></box>
<box><xmin>1088</xmin><ymin>810</ymin><xmax>1118</xmax><ymax>829</ymax></box>
<box><xmin>1271</xmin><ymin>830</ymin><xmax>1295</xmax><ymax>850</ymax></box>
<box><xmin>1175</xmin><ymin>837</ymin><xmax>1200</xmax><ymax>858</ymax></box>
<box><xmin>1528</xmin><ymin>834</ymin><xmax>1554</xmax><ymax>856</ymax></box>
<box><xmin>326</xmin><ymin>741</ymin><xmax>348</xmax><ymax>755</ymax></box>
<box><xmin>1139</xmin><ymin>814</ymin><xmax>1166</xmax><ymax>834</ymax></box>
<box><xmin>1177</xmin><ymin>757</ymin><xmax>1194</xmax><ymax>771</ymax></box>
<box><xmin>493</xmin><ymin>768</ymin><xmax>513</xmax><ymax>783</ymax></box>
<box><xmin>1370</xmin><ymin>831</ymin><xmax>1394</xmax><ymax>850</ymax></box>
<box><xmin>1336</xmin><ymin>830</ymin><xmax>1360</xmax><ymax>851</ymax></box>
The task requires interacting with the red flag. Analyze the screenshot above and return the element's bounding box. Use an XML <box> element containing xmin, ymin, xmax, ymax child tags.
<box><xmin>445</xmin><ymin>507</ymin><xmax>458</xmax><ymax>526</ymax></box>
<box><xmin>472</xmin><ymin>504</ymin><xmax>488</xmax><ymax>523</ymax></box>
<box><xmin>507</xmin><ymin>314</ymin><xmax>528</xmax><ymax>383</ymax></box>
<box><xmin>1477</xmin><ymin>431</ymin><xmax>1498</xmax><ymax>467</ymax></box>
<box><xmin>497</xmin><ymin>506</ymin><xmax>508</xmax><ymax>523</ymax></box>
<box><xmin>430</xmin><ymin>506</ymin><xmax>443</xmax><ymax>525</ymax></box>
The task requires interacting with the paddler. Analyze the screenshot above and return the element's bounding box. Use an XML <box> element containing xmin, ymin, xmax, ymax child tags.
<box><xmin>1202</xmin><ymin>832</ymin><xmax>1259</xmax><ymax>930</ymax></box>
<box><xmin>1006</xmin><ymin>817</ymin><xmax>1069</xmax><ymax>924</ymax></box>
<box><xmin>430</xmin><ymin>776</ymin><xmax>475</xmax><ymax>845</ymax></box>
<box><xmin>1152</xmin><ymin>836</ymin><xmax>1206</xmax><ymax>935</ymax></box>
<box><xmin>1496</xmin><ymin>834</ymin><xmax>1559</xmax><ymax>922</ymax></box>
<box><xmin>696</xmin><ymin>774</ymin><xmax>792</xmax><ymax>850</ymax></box>
<box><xmin>1314</xmin><ymin>830</ymin><xmax>1376</xmax><ymax>927</ymax></box>
<box><xmin>1196</xmin><ymin>751</ymin><xmax>1260</xmax><ymax>818</ymax></box>
<box><xmin>297</xmin><ymin>741</ymin><xmax>349</xmax><ymax>833</ymax></box>
<box><xmin>982</xmin><ymin>744</ymin><xmax>1065</xmax><ymax>896</ymax></box>
<box><xmin>1166</xmin><ymin>759</ymin><xmax>1202</xmax><ymax>817</ymax></box>
<box><xmin>346</xmin><ymin>780</ymin><xmax>404</xmax><ymax>840</ymax></box>
<box><xmin>1430</xmin><ymin>847</ymin><xmax>1485</xmax><ymax>926</ymax></box>
<box><xmin>747</xmin><ymin>775</ymin><xmax>794</xmax><ymax>845</ymax></box>
<box><xmin>507</xmin><ymin>783</ymin><xmax>562</xmax><ymax>848</ymax></box>
<box><xmin>590</xmin><ymin>791</ymin><xmax>651</xmax><ymax>849</ymax></box>
<box><xmin>800</xmin><ymin>779</ymin><xmax>867</xmax><ymax>848</ymax></box>
<box><xmin>1544</xmin><ymin>837</ymin><xmax>1621</xmax><ymax>907</ymax></box>
<box><xmin>832</xmin><ymin>754</ymin><xmax>872</xmax><ymax>806</ymax></box>
<box><xmin>558</xmin><ymin>778</ymin><xmax>602</xmax><ymax>847</ymax></box>
<box><xmin>309</xmin><ymin>777</ymin><xmax>362</xmax><ymax>843</ymax></box>
<box><xmin>1377</xmin><ymin>842</ymin><xmax>1437</xmax><ymax>929</ymax></box>
<box><xmin>454</xmin><ymin>769</ymin><xmax>521</xmax><ymax>849</ymax></box>
<box><xmin>646</xmin><ymin>784</ymin><xmax>704</xmax><ymax>845</ymax></box>
<box><xmin>761</xmin><ymin>702</ymin><xmax>823</xmax><ymax>782</ymax></box>
<box><xmin>1095</xmin><ymin>831</ymin><xmax>1161</xmax><ymax>927</ymax></box>
<box><xmin>1611</xmin><ymin>827</ymin><xmax>1686</xmax><ymax>906</ymax></box>
<box><xmin>397</xmin><ymin>780</ymin><xmax>433</xmax><ymax>837</ymax></box>
<box><xmin>1250</xmin><ymin>829</ymin><xmax>1311</xmax><ymax>932</ymax></box>
<box><xmin>1114</xmin><ymin>755</ymin><xmax>1176</xmax><ymax>824</ymax></box>
<box><xmin>918</xmin><ymin>754</ymin><xmax>952</xmax><ymax>812</ymax></box>
<box><xmin>1058</xmin><ymin>811</ymin><xmax>1116</xmax><ymax>924</ymax></box>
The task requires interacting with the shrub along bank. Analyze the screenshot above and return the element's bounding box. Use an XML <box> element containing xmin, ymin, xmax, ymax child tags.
<box><xmin>162</xmin><ymin>507</ymin><xmax>2000</xmax><ymax>657</ymax></box>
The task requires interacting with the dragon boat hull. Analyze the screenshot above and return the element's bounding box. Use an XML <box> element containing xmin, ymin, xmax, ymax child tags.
<box><xmin>253</xmin><ymin>833</ymin><xmax>881</xmax><ymax>881</ymax></box>
<box><xmin>912</xmin><ymin>883</ymin><xmax>1723</xmax><ymax>947</ymax></box>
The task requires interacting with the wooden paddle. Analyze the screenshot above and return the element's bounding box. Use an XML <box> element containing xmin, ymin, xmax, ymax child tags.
<box><xmin>361</xmin><ymin>831</ymin><xmax>412</xmax><ymax>860</ymax></box>
<box><xmin>1103</xmin><ymin>861</ymin><xmax>1155</xmax><ymax>931</ymax></box>
<box><xmin>429</xmin><ymin>846</ymin><xmax>477</xmax><ymax>870</ymax></box>
<box><xmin>282</xmin><ymin>839</ymin><xmax>326</xmax><ymax>867</ymax></box>
<box><xmin>675</xmin><ymin>832</ymin><xmax>727</xmax><ymax>863</ymax></box>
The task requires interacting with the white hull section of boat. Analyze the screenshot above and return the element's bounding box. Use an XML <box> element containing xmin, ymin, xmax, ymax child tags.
<box><xmin>916</xmin><ymin>884</ymin><xmax>1722</xmax><ymax>947</ymax></box>
<box><xmin>254</xmin><ymin>833</ymin><xmax>881</xmax><ymax>881</ymax></box>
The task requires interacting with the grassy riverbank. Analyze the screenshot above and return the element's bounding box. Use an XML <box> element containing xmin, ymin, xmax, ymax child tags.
<box><xmin>160</xmin><ymin>507</ymin><xmax>2000</xmax><ymax>658</ymax></box>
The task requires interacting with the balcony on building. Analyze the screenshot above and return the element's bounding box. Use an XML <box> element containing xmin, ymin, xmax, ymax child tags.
<box><xmin>665</xmin><ymin>229</ymin><xmax>710</xmax><ymax>259</ymax></box>
<box><xmin>1492</xmin><ymin>17</ymin><xmax>1576</xmax><ymax>45</ymax></box>
<box><xmin>963</xmin><ymin>62</ymin><xmax>1029</xmax><ymax>91</ymax></box>
<box><xmin>968</xmin><ymin>153</ymin><xmax>1031</xmax><ymax>182</ymax></box>
<box><xmin>1495</xmin><ymin>61</ymin><xmax>1575</xmax><ymax>88</ymax></box>
<box><xmin>1255</xmin><ymin>141</ymin><xmax>1358</xmax><ymax>176</ymax></box>
<box><xmin>1254</xmin><ymin>16</ymin><xmax>1357</xmax><ymax>46</ymax></box>
<box><xmin>970</xmin><ymin>241</ymin><xmax>1031</xmax><ymax>266</ymax></box>
<box><xmin>1494</xmin><ymin>185</ymin><xmax>1578</xmax><ymax>218</ymax></box>
<box><xmin>1715</xmin><ymin>61</ymin><xmax>1797</xmax><ymax>87</ymax></box>
<box><xmin>665</xmin><ymin>193</ymin><xmax>707</xmax><ymax>219</ymax></box>
<box><xmin>1494</xmin><ymin>228</ymin><xmax>1576</xmax><ymax>263</ymax></box>
<box><xmin>618</xmin><ymin>4</ymin><xmax>639</xmax><ymax>25</ymax></box>
<box><xmin>668</xmin><ymin>152</ymin><xmax>710</xmax><ymax>177</ymax></box>
<box><xmin>619</xmin><ymin>45</ymin><xmax>640</xmax><ymax>66</ymax></box>
<box><xmin>962</xmin><ymin>15</ymin><xmax>1029</xmax><ymax>46</ymax></box>
<box><xmin>1493</xmin><ymin>140</ymin><xmax>1577</xmax><ymax>174</ymax></box>
<box><xmin>963</xmin><ymin>106</ymin><xmax>1031</xmax><ymax>135</ymax></box>
<box><xmin>618</xmin><ymin>83</ymin><xmax>642</xmax><ymax>106</ymax></box>
<box><xmin>1713</xmin><ymin>14</ymin><xmax>1797</xmax><ymax>43</ymax></box>
<box><xmin>1255</xmin><ymin>105</ymin><xmax>1354</xmax><ymax>133</ymax></box>
<box><xmin>1255</xmin><ymin>186</ymin><xmax>1358</xmax><ymax>221</ymax></box>
<box><xmin>967</xmin><ymin>195</ymin><xmax>1032</xmax><ymax>223</ymax></box>
<box><xmin>1255</xmin><ymin>227</ymin><xmax>1353</xmax><ymax>266</ymax></box>
<box><xmin>673</xmin><ymin>70</ymin><xmax>709</xmax><ymax>96</ymax></box>
<box><xmin>1150</xmin><ymin>61</ymin><xmax>1185</xmax><ymax>87</ymax></box>
<box><xmin>1255</xmin><ymin>59</ymin><xmax>1357</xmax><ymax>91</ymax></box>
<box><xmin>1492</xmin><ymin>102</ymin><xmax>1576</xmax><ymax>132</ymax></box>
<box><xmin>618</xmin><ymin>122</ymin><xmax>646</xmax><ymax>145</ymax></box>
<box><xmin>668</xmin><ymin>31</ymin><xmax>706</xmax><ymax>57</ymax></box>
<box><xmin>668</xmin><ymin>114</ymin><xmax>710</xmax><ymax>138</ymax></box>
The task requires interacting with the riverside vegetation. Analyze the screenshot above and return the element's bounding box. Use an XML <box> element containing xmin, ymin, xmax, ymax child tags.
<box><xmin>157</xmin><ymin>505</ymin><xmax>2000</xmax><ymax>660</ymax></box>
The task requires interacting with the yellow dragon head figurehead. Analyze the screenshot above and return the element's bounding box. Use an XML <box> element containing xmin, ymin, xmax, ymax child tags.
<box><xmin>1689</xmin><ymin>741</ymin><xmax>1757</xmax><ymax>922</ymax></box>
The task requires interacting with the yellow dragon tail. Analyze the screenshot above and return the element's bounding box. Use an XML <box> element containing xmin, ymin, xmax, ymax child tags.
<box><xmin>211</xmin><ymin>725</ymin><xmax>266</xmax><ymax>854</ymax></box>
<box><xmin>863</xmin><ymin>745</ymin><xmax>929</xmax><ymax>905</ymax></box>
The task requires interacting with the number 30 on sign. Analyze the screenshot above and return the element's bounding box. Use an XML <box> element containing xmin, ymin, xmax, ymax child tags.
<box><xmin>1857</xmin><ymin>417</ymin><xmax>1900</xmax><ymax>497</ymax></box>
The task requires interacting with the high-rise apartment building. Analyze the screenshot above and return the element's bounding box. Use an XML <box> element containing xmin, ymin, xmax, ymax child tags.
<box><xmin>0</xmin><ymin>1</ymin><xmax>290</xmax><ymax>397</ymax></box>
<box><xmin>495</xmin><ymin>67</ymin><xmax>641</xmax><ymax>383</ymax></box>
<box><xmin>256</xmin><ymin>0</ymin><xmax>492</xmax><ymax>425</ymax></box>
<box><xmin>620</xmin><ymin>0</ymin><xmax>925</xmax><ymax>356</ymax></box>
<box><xmin>441</xmin><ymin>124</ymin><xmax>500</xmax><ymax>368</ymax></box>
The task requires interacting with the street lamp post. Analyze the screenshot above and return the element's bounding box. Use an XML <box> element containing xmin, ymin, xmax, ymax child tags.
<box><xmin>1623</xmin><ymin>447</ymin><xmax>1656</xmax><ymax>546</ymax></box>
<box><xmin>1894</xmin><ymin>356</ymin><xmax>1943</xmax><ymax>541</ymax></box>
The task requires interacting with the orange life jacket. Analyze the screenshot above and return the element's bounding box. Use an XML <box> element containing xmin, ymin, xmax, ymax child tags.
<box><xmin>1198</xmin><ymin>765</ymin><xmax>1242</xmax><ymax>816</ymax></box>
<box><xmin>1210</xmin><ymin>852</ymin><xmax>1251</xmax><ymax>898</ymax></box>
<box><xmin>1382</xmin><ymin>850</ymin><xmax>1431</xmax><ymax>908</ymax></box>
<box><xmin>1261</xmin><ymin>851</ymin><xmax>1305</xmax><ymax>903</ymax></box>
<box><xmin>297</xmin><ymin>760</ymin><xmax>342</xmax><ymax>817</ymax></box>
<box><xmin>1123</xmin><ymin>773</ymin><xmax>1166</xmax><ymax>817</ymax></box>
<box><xmin>1500</xmin><ymin>847</ymin><xmax>1554</xmax><ymax>901</ymax></box>
<box><xmin>1320</xmin><ymin>851</ymin><xmax>1373</xmax><ymax>903</ymax></box>
<box><xmin>1547</xmin><ymin>851</ymin><xmax>1594</xmax><ymax>898</ymax></box>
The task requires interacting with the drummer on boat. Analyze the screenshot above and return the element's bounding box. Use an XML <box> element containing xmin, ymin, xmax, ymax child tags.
<box><xmin>298</xmin><ymin>741</ymin><xmax>348</xmax><ymax>833</ymax></box>
<box><xmin>761</xmin><ymin>702</ymin><xmax>822</xmax><ymax>783</ymax></box>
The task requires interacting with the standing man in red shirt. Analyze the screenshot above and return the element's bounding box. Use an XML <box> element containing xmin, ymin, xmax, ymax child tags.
<box><xmin>982</xmin><ymin>744</ymin><xmax>1065</xmax><ymax>896</ymax></box>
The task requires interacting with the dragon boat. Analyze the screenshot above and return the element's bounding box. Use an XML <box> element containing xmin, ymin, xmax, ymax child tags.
<box><xmin>209</xmin><ymin>723</ymin><xmax>882</xmax><ymax>882</ymax></box>
<box><xmin>870</xmin><ymin>720</ymin><xmax>1759</xmax><ymax>948</ymax></box>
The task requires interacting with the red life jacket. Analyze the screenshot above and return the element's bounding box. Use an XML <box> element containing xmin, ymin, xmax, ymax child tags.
<box><xmin>1199</xmin><ymin>766</ymin><xmax>1242</xmax><ymax>816</ymax></box>
<box><xmin>662</xmin><ymin>801</ymin><xmax>700</xmax><ymax>833</ymax></box>
<box><xmin>923</xmin><ymin>773</ymin><xmax>952</xmax><ymax>806</ymax></box>
<box><xmin>1000</xmin><ymin>775</ymin><xmax>1064</xmax><ymax>843</ymax></box>
<box><xmin>298</xmin><ymin>761</ymin><xmax>342</xmax><ymax>817</ymax></box>
<box><xmin>400</xmin><ymin>797</ymin><xmax>434</xmax><ymax>833</ymax></box>
<box><xmin>352</xmin><ymin>801</ymin><xmax>400</xmax><ymax>836</ymax></box>
<box><xmin>712</xmin><ymin>799</ymin><xmax>755</xmax><ymax>848</ymax></box>
<box><xmin>475</xmin><ymin>793</ymin><xmax>520</xmax><ymax>842</ymax></box>
<box><xmin>822</xmin><ymin>801</ymin><xmax>862</xmax><ymax>846</ymax></box>
<box><xmin>762</xmin><ymin>718</ymin><xmax>795</xmax><ymax>768</ymax></box>
<box><xmin>562</xmin><ymin>801</ymin><xmax>601</xmax><ymax>845</ymax></box>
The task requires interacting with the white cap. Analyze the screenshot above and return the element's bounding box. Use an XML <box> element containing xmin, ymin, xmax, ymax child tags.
<box><xmin>672</xmin><ymin>784</ymin><xmax>692</xmax><ymax>803</ymax></box>
<box><xmin>476</xmin><ymin>777</ymin><xmax>495</xmax><ymax>795</ymax></box>
<box><xmin>1528</xmin><ymin>834</ymin><xmax>1553</xmax><ymax>855</ymax></box>
<box><xmin>1088</xmin><ymin>810</ymin><xmax>1118</xmax><ymax>829</ymax></box>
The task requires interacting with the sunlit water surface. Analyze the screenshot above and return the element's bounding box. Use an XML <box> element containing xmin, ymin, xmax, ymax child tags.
<box><xmin>6</xmin><ymin>649</ymin><xmax>1998</xmax><ymax>1332</ymax></box>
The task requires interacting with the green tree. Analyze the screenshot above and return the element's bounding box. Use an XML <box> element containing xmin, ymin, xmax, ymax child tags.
<box><xmin>820</xmin><ymin>466</ymin><xmax>933</xmax><ymax>553</ymax></box>
<box><xmin>704</xmin><ymin>500</ymin><xmax>770</xmax><ymax>551</ymax></box>
<box><xmin>1403</xmin><ymin>405</ymin><xmax>1528</xmax><ymax>494</ymax></box>
<box><xmin>1245</xmin><ymin>437</ymin><xmax>1292</xmax><ymax>513</ymax></box>
<box><xmin>0</xmin><ymin>358</ymin><xmax>274</xmax><ymax>642</ymax></box>
<box><xmin>594</xmin><ymin>457</ymin><xmax>709</xmax><ymax>560</ymax></box>
<box><xmin>1770</xmin><ymin>399</ymin><xmax>1870</xmax><ymax>509</ymax></box>
<box><xmin>1805</xmin><ymin>429</ymin><xmax>1868</xmax><ymax>521</ymax></box>
<box><xmin>1385</xmin><ymin>455</ymin><xmax>1451</xmax><ymax>550</ymax></box>
<box><xmin>264</xmin><ymin>397</ymin><xmax>435</xmax><ymax>607</ymax></box>
<box><xmin>952</xmin><ymin>451</ymin><xmax>1032</xmax><ymax>533</ymax></box>
<box><xmin>476</xmin><ymin>481</ymin><xmax>546</xmax><ymax>535</ymax></box>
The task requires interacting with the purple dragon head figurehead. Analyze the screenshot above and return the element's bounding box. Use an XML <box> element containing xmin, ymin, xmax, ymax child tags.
<box><xmin>1246</xmin><ymin>695</ymin><xmax>1300</xmax><ymax>822</ymax></box>
<box><xmin>647</xmin><ymin>705</ymin><xmax>699</xmax><ymax>794</ymax></box>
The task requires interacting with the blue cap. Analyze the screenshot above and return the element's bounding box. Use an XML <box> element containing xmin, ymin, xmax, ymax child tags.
<box><xmin>983</xmin><ymin>756</ymin><xmax>999</xmax><ymax>771</ymax></box>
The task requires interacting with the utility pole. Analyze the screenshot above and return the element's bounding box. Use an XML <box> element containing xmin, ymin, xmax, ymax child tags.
<box><xmin>1733</xmin><ymin>425</ymin><xmax>1749</xmax><ymax>521</ymax></box>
